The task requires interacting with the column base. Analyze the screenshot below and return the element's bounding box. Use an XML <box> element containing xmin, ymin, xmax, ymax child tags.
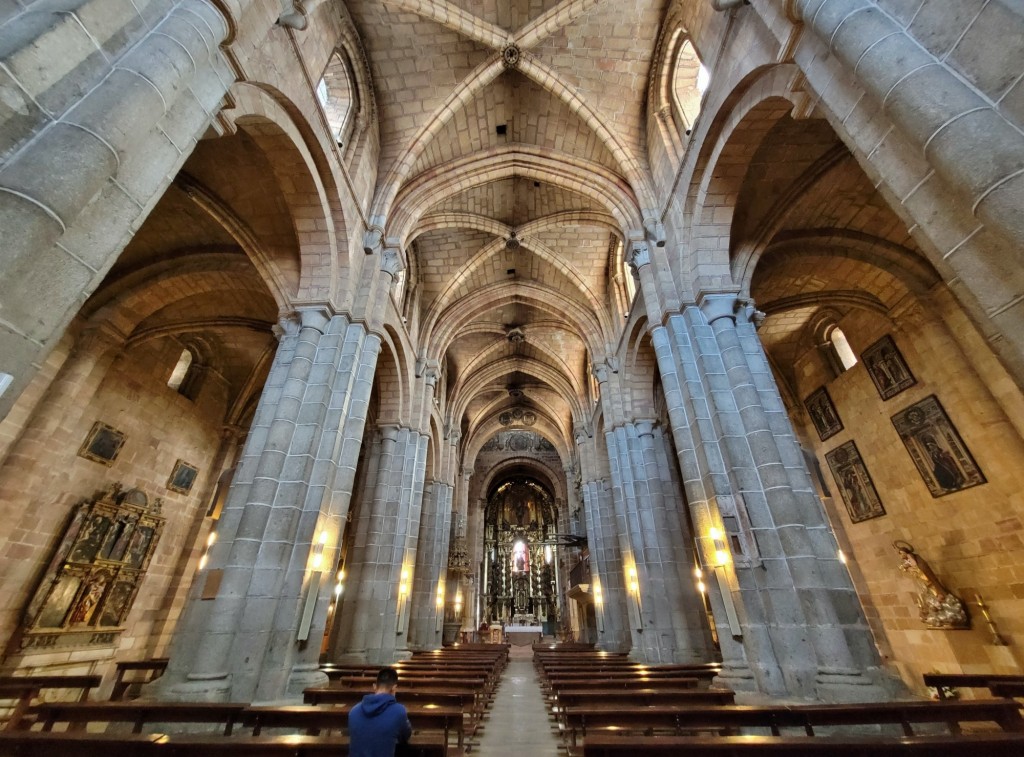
<box><xmin>814</xmin><ymin>666</ymin><xmax>890</xmax><ymax>703</ymax></box>
<box><xmin>286</xmin><ymin>663</ymin><xmax>328</xmax><ymax>699</ymax></box>
<box><xmin>714</xmin><ymin>661</ymin><xmax>758</xmax><ymax>693</ymax></box>
<box><xmin>166</xmin><ymin>672</ymin><xmax>232</xmax><ymax>702</ymax></box>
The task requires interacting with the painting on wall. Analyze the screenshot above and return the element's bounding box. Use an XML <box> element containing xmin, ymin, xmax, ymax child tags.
<box><xmin>19</xmin><ymin>484</ymin><xmax>164</xmax><ymax>651</ymax></box>
<box><xmin>804</xmin><ymin>386</ymin><xmax>843</xmax><ymax>441</ymax></box>
<box><xmin>78</xmin><ymin>422</ymin><xmax>126</xmax><ymax>465</ymax></box>
<box><xmin>167</xmin><ymin>460</ymin><xmax>199</xmax><ymax>495</ymax></box>
<box><xmin>824</xmin><ymin>441</ymin><xmax>886</xmax><ymax>523</ymax></box>
<box><xmin>891</xmin><ymin>395</ymin><xmax>986</xmax><ymax>498</ymax></box>
<box><xmin>862</xmin><ymin>334</ymin><xmax>916</xmax><ymax>400</ymax></box>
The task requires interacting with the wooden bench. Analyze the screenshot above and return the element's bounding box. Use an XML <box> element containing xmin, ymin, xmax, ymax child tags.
<box><xmin>554</xmin><ymin>687</ymin><xmax>733</xmax><ymax>710</ymax></box>
<box><xmin>582</xmin><ymin>732</ymin><xmax>1024</xmax><ymax>755</ymax></box>
<box><xmin>242</xmin><ymin>704</ymin><xmax>464</xmax><ymax>754</ymax></box>
<box><xmin>0</xmin><ymin>731</ymin><xmax>446</xmax><ymax>756</ymax></box>
<box><xmin>0</xmin><ymin>731</ymin><xmax>166</xmax><ymax>755</ymax></box>
<box><xmin>110</xmin><ymin>659</ymin><xmax>169</xmax><ymax>701</ymax></box>
<box><xmin>303</xmin><ymin>687</ymin><xmax>475</xmax><ymax>716</ymax></box>
<box><xmin>30</xmin><ymin>701</ymin><xmax>248</xmax><ymax>735</ymax></box>
<box><xmin>923</xmin><ymin>673</ymin><xmax>1024</xmax><ymax>700</ymax></box>
<box><xmin>0</xmin><ymin>674</ymin><xmax>103</xmax><ymax>731</ymax></box>
<box><xmin>562</xmin><ymin>699</ymin><xmax>1024</xmax><ymax>751</ymax></box>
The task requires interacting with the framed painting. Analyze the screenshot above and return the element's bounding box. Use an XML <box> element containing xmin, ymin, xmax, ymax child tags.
<box><xmin>891</xmin><ymin>395</ymin><xmax>986</xmax><ymax>498</ymax></box>
<box><xmin>78</xmin><ymin>422</ymin><xmax>126</xmax><ymax>465</ymax></box>
<box><xmin>804</xmin><ymin>386</ymin><xmax>843</xmax><ymax>441</ymax></box>
<box><xmin>167</xmin><ymin>460</ymin><xmax>198</xmax><ymax>494</ymax></box>
<box><xmin>824</xmin><ymin>441</ymin><xmax>886</xmax><ymax>523</ymax></box>
<box><xmin>863</xmin><ymin>334</ymin><xmax>916</xmax><ymax>400</ymax></box>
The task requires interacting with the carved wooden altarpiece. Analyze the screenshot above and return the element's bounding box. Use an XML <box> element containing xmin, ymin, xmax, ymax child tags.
<box><xmin>18</xmin><ymin>484</ymin><xmax>164</xmax><ymax>651</ymax></box>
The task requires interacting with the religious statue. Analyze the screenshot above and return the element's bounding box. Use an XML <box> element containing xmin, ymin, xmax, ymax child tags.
<box><xmin>893</xmin><ymin>541</ymin><xmax>969</xmax><ymax>630</ymax></box>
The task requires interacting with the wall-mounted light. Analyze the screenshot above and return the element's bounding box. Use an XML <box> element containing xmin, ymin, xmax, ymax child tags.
<box><xmin>396</xmin><ymin>567</ymin><xmax>411</xmax><ymax>633</ymax></box>
<box><xmin>592</xmin><ymin>576</ymin><xmax>605</xmax><ymax>632</ymax></box>
<box><xmin>198</xmin><ymin>530</ymin><xmax>217</xmax><ymax>571</ymax></box>
<box><xmin>837</xmin><ymin>549</ymin><xmax>847</xmax><ymax>565</ymax></box>
<box><xmin>311</xmin><ymin>530</ymin><xmax>328</xmax><ymax>569</ymax></box>
<box><xmin>334</xmin><ymin>568</ymin><xmax>345</xmax><ymax>598</ymax></box>
<box><xmin>709</xmin><ymin>527</ymin><xmax>730</xmax><ymax>566</ymax></box>
<box><xmin>706</xmin><ymin>528</ymin><xmax>741</xmax><ymax>638</ymax></box>
<box><xmin>694</xmin><ymin>567</ymin><xmax>705</xmax><ymax>594</ymax></box>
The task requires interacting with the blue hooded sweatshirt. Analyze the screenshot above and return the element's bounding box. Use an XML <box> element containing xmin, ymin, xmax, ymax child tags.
<box><xmin>348</xmin><ymin>692</ymin><xmax>413</xmax><ymax>757</ymax></box>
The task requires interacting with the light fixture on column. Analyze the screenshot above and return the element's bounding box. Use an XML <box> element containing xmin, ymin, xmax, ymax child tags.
<box><xmin>198</xmin><ymin>530</ymin><xmax>217</xmax><ymax>571</ymax></box>
<box><xmin>396</xmin><ymin>568</ymin><xmax>411</xmax><ymax>633</ymax></box>
<box><xmin>435</xmin><ymin>580</ymin><xmax>445</xmax><ymax>633</ymax></box>
<box><xmin>707</xmin><ymin>527</ymin><xmax>742</xmax><ymax>638</ymax></box>
<box><xmin>694</xmin><ymin>566</ymin><xmax>706</xmax><ymax>594</ymax></box>
<box><xmin>592</xmin><ymin>577</ymin><xmax>604</xmax><ymax>632</ymax></box>
<box><xmin>298</xmin><ymin>530</ymin><xmax>330</xmax><ymax>642</ymax></box>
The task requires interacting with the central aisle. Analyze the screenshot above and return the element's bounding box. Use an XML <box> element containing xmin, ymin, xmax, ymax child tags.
<box><xmin>473</xmin><ymin>658</ymin><xmax>562</xmax><ymax>756</ymax></box>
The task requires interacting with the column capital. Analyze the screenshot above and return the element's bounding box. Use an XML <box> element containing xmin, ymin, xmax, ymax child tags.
<box><xmin>697</xmin><ymin>292</ymin><xmax>742</xmax><ymax>325</ymax></box>
<box><xmin>461</xmin><ymin>466</ymin><xmax>473</xmax><ymax>480</ymax></box>
<box><xmin>447</xmin><ymin>429</ymin><xmax>462</xmax><ymax>446</ymax></box>
<box><xmin>634</xmin><ymin>419</ymin><xmax>656</xmax><ymax>438</ymax></box>
<box><xmin>381</xmin><ymin>245</ymin><xmax>405</xmax><ymax>279</ymax></box>
<box><xmin>76</xmin><ymin>320</ymin><xmax>127</xmax><ymax>356</ymax></box>
<box><xmin>626</xmin><ymin>237</ymin><xmax>651</xmax><ymax>274</ymax></box>
<box><xmin>379</xmin><ymin>424</ymin><xmax>401</xmax><ymax>443</ymax></box>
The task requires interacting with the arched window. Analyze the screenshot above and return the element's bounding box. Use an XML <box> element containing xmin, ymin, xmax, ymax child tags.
<box><xmin>829</xmin><ymin>327</ymin><xmax>858</xmax><ymax>372</ymax></box>
<box><xmin>673</xmin><ymin>40</ymin><xmax>708</xmax><ymax>134</ymax></box>
<box><xmin>168</xmin><ymin>347</ymin><xmax>202</xmax><ymax>400</ymax></box>
<box><xmin>317</xmin><ymin>51</ymin><xmax>357</xmax><ymax>146</ymax></box>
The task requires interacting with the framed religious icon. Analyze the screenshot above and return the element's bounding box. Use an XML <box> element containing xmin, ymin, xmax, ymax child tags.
<box><xmin>804</xmin><ymin>386</ymin><xmax>843</xmax><ymax>441</ymax></box>
<box><xmin>862</xmin><ymin>334</ymin><xmax>916</xmax><ymax>400</ymax></box>
<box><xmin>891</xmin><ymin>395</ymin><xmax>986</xmax><ymax>498</ymax></box>
<box><xmin>167</xmin><ymin>459</ymin><xmax>199</xmax><ymax>494</ymax></box>
<box><xmin>18</xmin><ymin>484</ymin><xmax>164</xmax><ymax>651</ymax></box>
<box><xmin>824</xmin><ymin>441</ymin><xmax>886</xmax><ymax>523</ymax></box>
<box><xmin>78</xmin><ymin>422</ymin><xmax>126</xmax><ymax>465</ymax></box>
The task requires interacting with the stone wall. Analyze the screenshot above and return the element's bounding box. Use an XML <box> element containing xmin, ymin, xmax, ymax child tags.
<box><xmin>0</xmin><ymin>336</ymin><xmax>225</xmax><ymax>677</ymax></box>
<box><xmin>794</xmin><ymin>291</ymin><xmax>1024</xmax><ymax>694</ymax></box>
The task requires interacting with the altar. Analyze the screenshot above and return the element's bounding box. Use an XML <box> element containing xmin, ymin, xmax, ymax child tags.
<box><xmin>504</xmin><ymin>624</ymin><xmax>543</xmax><ymax>646</ymax></box>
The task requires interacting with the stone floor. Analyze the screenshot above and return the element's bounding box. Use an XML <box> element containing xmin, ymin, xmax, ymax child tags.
<box><xmin>472</xmin><ymin>658</ymin><xmax>563</xmax><ymax>756</ymax></box>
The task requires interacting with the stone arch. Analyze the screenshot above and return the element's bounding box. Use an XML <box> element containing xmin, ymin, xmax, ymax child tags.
<box><xmin>374</xmin><ymin>329</ymin><xmax>407</xmax><ymax>425</ymax></box>
<box><xmin>420</xmin><ymin>231</ymin><xmax>613</xmax><ymax>341</ymax></box>
<box><xmin>426</xmin><ymin>280</ymin><xmax>607</xmax><ymax>361</ymax></box>
<box><xmin>450</xmin><ymin>355</ymin><xmax>584</xmax><ymax>428</ymax></box>
<box><xmin>681</xmin><ymin>65</ymin><xmax>803</xmax><ymax>293</ymax></box>
<box><xmin>476</xmin><ymin>456</ymin><xmax>567</xmax><ymax>510</ymax></box>
<box><xmin>389</xmin><ymin>147</ymin><xmax>643</xmax><ymax>249</ymax></box>
<box><xmin>228</xmin><ymin>82</ymin><xmax>346</xmax><ymax>303</ymax></box>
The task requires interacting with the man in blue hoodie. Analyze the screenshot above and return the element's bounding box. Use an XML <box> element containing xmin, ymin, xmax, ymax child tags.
<box><xmin>348</xmin><ymin>667</ymin><xmax>413</xmax><ymax>757</ymax></box>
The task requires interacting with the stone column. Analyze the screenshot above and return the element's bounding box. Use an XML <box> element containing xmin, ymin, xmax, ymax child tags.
<box><xmin>408</xmin><ymin>477</ymin><xmax>453</xmax><ymax>650</ymax></box>
<box><xmin>576</xmin><ymin>428</ymin><xmax>630</xmax><ymax>652</ymax></box>
<box><xmin>158</xmin><ymin>308</ymin><xmax>379</xmax><ymax>702</ymax></box>
<box><xmin>605</xmin><ymin>421</ymin><xmax>715</xmax><ymax>663</ymax></box>
<box><xmin>335</xmin><ymin>425</ymin><xmax>428</xmax><ymax>663</ymax></box>
<box><xmin>0</xmin><ymin>0</ymin><xmax>234</xmax><ymax>419</ymax></box>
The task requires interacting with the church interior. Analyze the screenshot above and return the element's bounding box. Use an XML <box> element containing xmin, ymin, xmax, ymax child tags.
<box><xmin>2</xmin><ymin>0</ymin><xmax>1024</xmax><ymax>752</ymax></box>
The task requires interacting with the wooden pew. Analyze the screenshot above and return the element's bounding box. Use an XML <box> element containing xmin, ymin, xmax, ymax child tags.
<box><xmin>304</xmin><ymin>687</ymin><xmax>475</xmax><ymax>714</ymax></box>
<box><xmin>582</xmin><ymin>732</ymin><xmax>1024</xmax><ymax>755</ymax></box>
<box><xmin>30</xmin><ymin>701</ymin><xmax>248</xmax><ymax>735</ymax></box>
<box><xmin>923</xmin><ymin>673</ymin><xmax>1024</xmax><ymax>700</ymax></box>
<box><xmin>562</xmin><ymin>699</ymin><xmax>1024</xmax><ymax>751</ymax></box>
<box><xmin>163</xmin><ymin>733</ymin><xmax>447</xmax><ymax>755</ymax></box>
<box><xmin>110</xmin><ymin>659</ymin><xmax>169</xmax><ymax>701</ymax></box>
<box><xmin>0</xmin><ymin>674</ymin><xmax>102</xmax><ymax>731</ymax></box>
<box><xmin>0</xmin><ymin>731</ymin><xmax>165</xmax><ymax>756</ymax></box>
<box><xmin>554</xmin><ymin>688</ymin><xmax>733</xmax><ymax>710</ymax></box>
<box><xmin>242</xmin><ymin>704</ymin><xmax>464</xmax><ymax>754</ymax></box>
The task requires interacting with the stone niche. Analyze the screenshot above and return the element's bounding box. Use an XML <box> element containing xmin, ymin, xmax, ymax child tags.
<box><xmin>15</xmin><ymin>484</ymin><xmax>164</xmax><ymax>652</ymax></box>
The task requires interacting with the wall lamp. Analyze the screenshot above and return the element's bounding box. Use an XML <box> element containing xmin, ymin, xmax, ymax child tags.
<box><xmin>396</xmin><ymin>568</ymin><xmax>411</xmax><ymax>633</ymax></box>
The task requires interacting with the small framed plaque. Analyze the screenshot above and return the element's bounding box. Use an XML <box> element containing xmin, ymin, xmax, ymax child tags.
<box><xmin>78</xmin><ymin>422</ymin><xmax>126</xmax><ymax>466</ymax></box>
<box><xmin>167</xmin><ymin>460</ymin><xmax>199</xmax><ymax>495</ymax></box>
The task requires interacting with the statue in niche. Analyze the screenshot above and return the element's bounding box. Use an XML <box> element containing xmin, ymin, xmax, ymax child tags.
<box><xmin>893</xmin><ymin>540</ymin><xmax>969</xmax><ymax>630</ymax></box>
<box><xmin>511</xmin><ymin>540</ymin><xmax>530</xmax><ymax>574</ymax></box>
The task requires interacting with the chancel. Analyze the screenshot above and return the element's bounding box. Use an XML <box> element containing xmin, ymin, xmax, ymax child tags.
<box><xmin>2</xmin><ymin>0</ymin><xmax>1024</xmax><ymax>754</ymax></box>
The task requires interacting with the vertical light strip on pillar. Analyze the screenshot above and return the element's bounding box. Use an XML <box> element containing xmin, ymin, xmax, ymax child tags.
<box><xmin>708</xmin><ymin>527</ymin><xmax>742</xmax><ymax>637</ymax></box>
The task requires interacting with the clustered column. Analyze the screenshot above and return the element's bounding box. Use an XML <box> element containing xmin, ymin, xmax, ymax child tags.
<box><xmin>605</xmin><ymin>420</ymin><xmax>714</xmax><ymax>663</ymax></box>
<box><xmin>575</xmin><ymin>428</ymin><xmax>630</xmax><ymax>652</ymax></box>
<box><xmin>159</xmin><ymin>307</ymin><xmax>380</xmax><ymax>702</ymax></box>
<box><xmin>334</xmin><ymin>424</ymin><xmax>428</xmax><ymax>663</ymax></box>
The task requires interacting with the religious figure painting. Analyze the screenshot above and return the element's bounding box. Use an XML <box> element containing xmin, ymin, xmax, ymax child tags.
<box><xmin>862</xmin><ymin>334</ymin><xmax>916</xmax><ymax>400</ymax></box>
<box><xmin>78</xmin><ymin>422</ymin><xmax>126</xmax><ymax>465</ymax></box>
<box><xmin>891</xmin><ymin>395</ymin><xmax>986</xmax><ymax>497</ymax></box>
<box><xmin>824</xmin><ymin>441</ymin><xmax>886</xmax><ymax>523</ymax></box>
<box><xmin>167</xmin><ymin>459</ymin><xmax>199</xmax><ymax>494</ymax></box>
<box><xmin>804</xmin><ymin>386</ymin><xmax>843</xmax><ymax>441</ymax></box>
